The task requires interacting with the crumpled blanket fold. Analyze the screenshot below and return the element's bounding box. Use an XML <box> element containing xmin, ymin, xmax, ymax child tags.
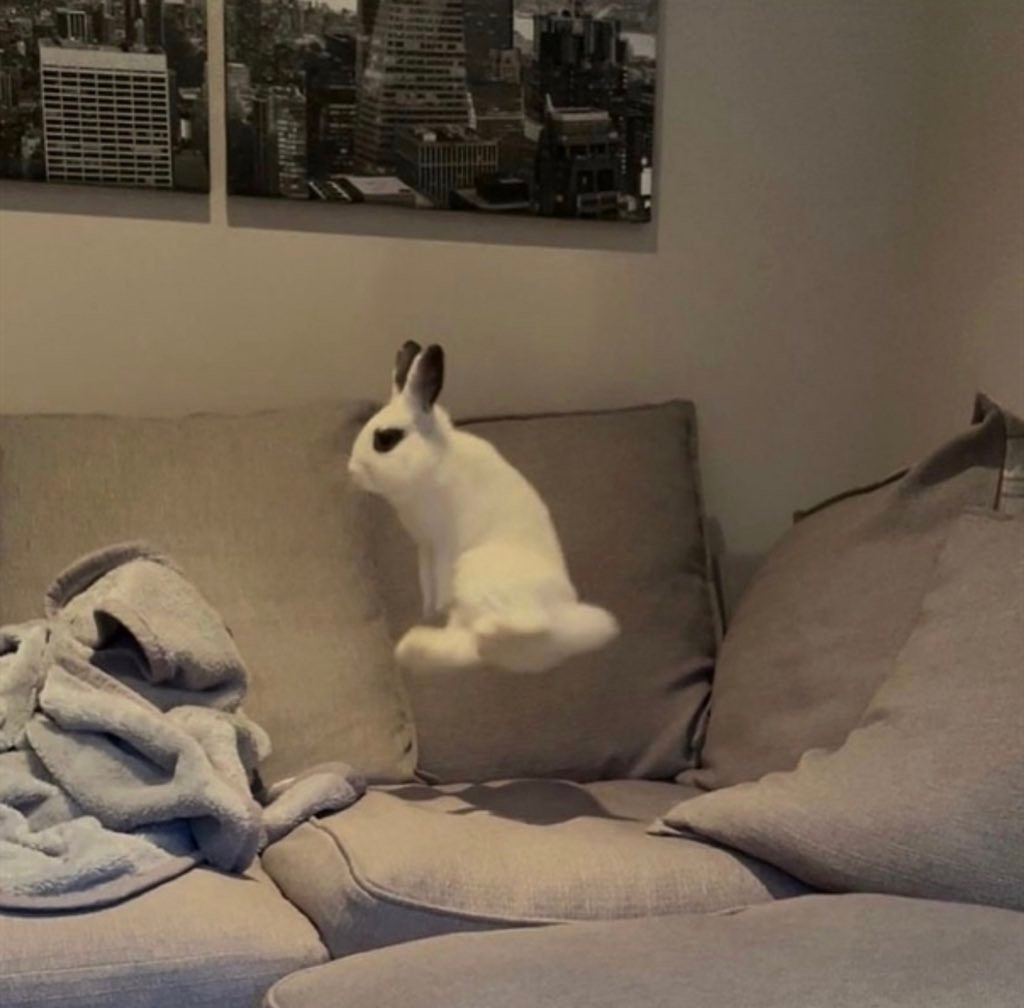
<box><xmin>0</xmin><ymin>542</ymin><xmax>365</xmax><ymax>912</ymax></box>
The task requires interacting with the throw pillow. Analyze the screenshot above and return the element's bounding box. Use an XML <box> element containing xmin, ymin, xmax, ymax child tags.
<box><xmin>656</xmin><ymin>509</ymin><xmax>1024</xmax><ymax>911</ymax></box>
<box><xmin>0</xmin><ymin>403</ymin><xmax>416</xmax><ymax>783</ymax></box>
<box><xmin>370</xmin><ymin>402</ymin><xmax>719</xmax><ymax>782</ymax></box>
<box><xmin>683</xmin><ymin>394</ymin><xmax>1017</xmax><ymax>790</ymax></box>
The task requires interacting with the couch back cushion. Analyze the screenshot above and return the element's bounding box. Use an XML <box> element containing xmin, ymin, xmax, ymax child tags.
<box><xmin>0</xmin><ymin>403</ymin><xmax>415</xmax><ymax>784</ymax></box>
<box><xmin>658</xmin><ymin>509</ymin><xmax>1024</xmax><ymax>911</ymax></box>
<box><xmin>371</xmin><ymin>401</ymin><xmax>719</xmax><ymax>782</ymax></box>
<box><xmin>683</xmin><ymin>395</ymin><xmax>1014</xmax><ymax>790</ymax></box>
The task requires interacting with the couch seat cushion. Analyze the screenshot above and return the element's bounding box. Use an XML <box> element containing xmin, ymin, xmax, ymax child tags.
<box><xmin>264</xmin><ymin>893</ymin><xmax>1024</xmax><ymax>1008</ymax></box>
<box><xmin>370</xmin><ymin>402</ymin><xmax>720</xmax><ymax>783</ymax></box>
<box><xmin>0</xmin><ymin>403</ymin><xmax>415</xmax><ymax>783</ymax></box>
<box><xmin>0</xmin><ymin>863</ymin><xmax>328</xmax><ymax>1008</ymax></box>
<box><xmin>261</xmin><ymin>779</ymin><xmax>807</xmax><ymax>956</ymax></box>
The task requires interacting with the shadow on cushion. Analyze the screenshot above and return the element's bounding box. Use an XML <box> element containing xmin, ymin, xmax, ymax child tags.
<box><xmin>262</xmin><ymin>779</ymin><xmax>808</xmax><ymax>957</ymax></box>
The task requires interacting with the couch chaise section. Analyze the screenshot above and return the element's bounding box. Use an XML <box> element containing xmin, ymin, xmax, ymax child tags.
<box><xmin>262</xmin><ymin>893</ymin><xmax>1024</xmax><ymax>1008</ymax></box>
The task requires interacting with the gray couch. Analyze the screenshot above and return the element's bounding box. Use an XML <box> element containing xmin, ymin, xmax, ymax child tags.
<box><xmin>1</xmin><ymin>398</ymin><xmax>1021</xmax><ymax>1008</ymax></box>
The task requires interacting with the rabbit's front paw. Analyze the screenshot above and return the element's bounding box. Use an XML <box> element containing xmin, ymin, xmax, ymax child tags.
<box><xmin>395</xmin><ymin>625</ymin><xmax>481</xmax><ymax>671</ymax></box>
<box><xmin>395</xmin><ymin>627</ymin><xmax>433</xmax><ymax>668</ymax></box>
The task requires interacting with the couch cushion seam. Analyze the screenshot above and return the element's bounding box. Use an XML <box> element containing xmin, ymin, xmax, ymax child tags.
<box><xmin>1</xmin><ymin>950</ymin><xmax>318</xmax><ymax>981</ymax></box>
<box><xmin>309</xmin><ymin>818</ymin><xmax>574</xmax><ymax>927</ymax></box>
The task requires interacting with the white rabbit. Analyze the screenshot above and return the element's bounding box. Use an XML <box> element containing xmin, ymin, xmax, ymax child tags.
<box><xmin>348</xmin><ymin>341</ymin><xmax>619</xmax><ymax>674</ymax></box>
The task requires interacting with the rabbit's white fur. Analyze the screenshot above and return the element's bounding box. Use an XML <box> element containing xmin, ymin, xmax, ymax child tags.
<box><xmin>348</xmin><ymin>342</ymin><xmax>619</xmax><ymax>674</ymax></box>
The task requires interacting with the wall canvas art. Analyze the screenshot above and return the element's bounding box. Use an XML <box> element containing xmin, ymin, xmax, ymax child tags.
<box><xmin>0</xmin><ymin>2</ymin><xmax>209</xmax><ymax>192</ymax></box>
<box><xmin>225</xmin><ymin>1</ymin><xmax>658</xmax><ymax>221</ymax></box>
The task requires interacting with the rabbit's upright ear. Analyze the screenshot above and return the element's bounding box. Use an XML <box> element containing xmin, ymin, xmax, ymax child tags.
<box><xmin>407</xmin><ymin>344</ymin><xmax>445</xmax><ymax>413</ymax></box>
<box><xmin>392</xmin><ymin>340</ymin><xmax>423</xmax><ymax>397</ymax></box>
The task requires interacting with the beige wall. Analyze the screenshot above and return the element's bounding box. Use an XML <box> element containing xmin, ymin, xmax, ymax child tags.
<box><xmin>1</xmin><ymin>1</ymin><xmax>1020</xmax><ymax>602</ymax></box>
<box><xmin>892</xmin><ymin>0</ymin><xmax>1024</xmax><ymax>449</ymax></box>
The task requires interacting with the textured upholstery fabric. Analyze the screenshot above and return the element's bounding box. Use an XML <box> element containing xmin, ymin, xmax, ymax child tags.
<box><xmin>264</xmin><ymin>893</ymin><xmax>1024</xmax><ymax>1008</ymax></box>
<box><xmin>686</xmin><ymin>395</ymin><xmax>1015</xmax><ymax>790</ymax></box>
<box><xmin>0</xmin><ymin>864</ymin><xmax>328</xmax><ymax>1008</ymax></box>
<box><xmin>0</xmin><ymin>403</ymin><xmax>415</xmax><ymax>783</ymax></box>
<box><xmin>371</xmin><ymin>402</ymin><xmax>718</xmax><ymax>782</ymax></box>
<box><xmin>995</xmin><ymin>396</ymin><xmax>1024</xmax><ymax>515</ymax></box>
<box><xmin>261</xmin><ymin>779</ymin><xmax>807</xmax><ymax>956</ymax></box>
<box><xmin>658</xmin><ymin>511</ymin><xmax>1024</xmax><ymax>910</ymax></box>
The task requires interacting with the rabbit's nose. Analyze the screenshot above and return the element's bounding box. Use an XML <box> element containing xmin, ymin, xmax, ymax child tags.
<box><xmin>348</xmin><ymin>458</ymin><xmax>369</xmax><ymax>488</ymax></box>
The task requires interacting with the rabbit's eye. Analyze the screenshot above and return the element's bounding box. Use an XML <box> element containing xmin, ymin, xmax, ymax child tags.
<box><xmin>373</xmin><ymin>427</ymin><xmax>405</xmax><ymax>454</ymax></box>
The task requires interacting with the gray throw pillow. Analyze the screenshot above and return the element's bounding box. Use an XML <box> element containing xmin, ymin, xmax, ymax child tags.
<box><xmin>0</xmin><ymin>403</ymin><xmax>416</xmax><ymax>784</ymax></box>
<box><xmin>656</xmin><ymin>510</ymin><xmax>1024</xmax><ymax>911</ymax></box>
<box><xmin>684</xmin><ymin>394</ymin><xmax>1016</xmax><ymax>790</ymax></box>
<box><xmin>370</xmin><ymin>402</ymin><xmax>719</xmax><ymax>782</ymax></box>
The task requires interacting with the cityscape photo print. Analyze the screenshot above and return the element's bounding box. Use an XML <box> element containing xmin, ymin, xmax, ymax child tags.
<box><xmin>0</xmin><ymin>1</ymin><xmax>209</xmax><ymax>193</ymax></box>
<box><xmin>225</xmin><ymin>1</ymin><xmax>658</xmax><ymax>221</ymax></box>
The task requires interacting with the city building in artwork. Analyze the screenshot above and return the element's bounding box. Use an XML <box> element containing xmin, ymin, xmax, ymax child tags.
<box><xmin>356</xmin><ymin>0</ymin><xmax>470</xmax><ymax>170</ymax></box>
<box><xmin>0</xmin><ymin>0</ymin><xmax>209</xmax><ymax>191</ymax></box>
<box><xmin>535</xmin><ymin>97</ymin><xmax>621</xmax><ymax>219</ymax></box>
<box><xmin>221</xmin><ymin>0</ymin><xmax>658</xmax><ymax>221</ymax></box>
<box><xmin>306</xmin><ymin>31</ymin><xmax>358</xmax><ymax>179</ymax></box>
<box><xmin>40</xmin><ymin>41</ymin><xmax>172</xmax><ymax>187</ymax></box>
<box><xmin>270</xmin><ymin>85</ymin><xmax>308</xmax><ymax>199</ymax></box>
<box><xmin>145</xmin><ymin>0</ymin><xmax>165</xmax><ymax>48</ymax></box>
<box><xmin>357</xmin><ymin>0</ymin><xmax>381</xmax><ymax>38</ymax></box>
<box><xmin>526</xmin><ymin>5</ymin><xmax>627</xmax><ymax>119</ymax></box>
<box><xmin>395</xmin><ymin>123</ymin><xmax>498</xmax><ymax>206</ymax></box>
<box><xmin>463</xmin><ymin>0</ymin><xmax>513</xmax><ymax>84</ymax></box>
<box><xmin>249</xmin><ymin>85</ymin><xmax>308</xmax><ymax>199</ymax></box>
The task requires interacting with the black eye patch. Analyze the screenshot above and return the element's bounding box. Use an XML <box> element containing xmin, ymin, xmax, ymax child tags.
<box><xmin>373</xmin><ymin>427</ymin><xmax>405</xmax><ymax>454</ymax></box>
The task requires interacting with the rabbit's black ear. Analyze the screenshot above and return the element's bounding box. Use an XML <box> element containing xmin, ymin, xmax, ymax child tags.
<box><xmin>409</xmin><ymin>344</ymin><xmax>445</xmax><ymax>412</ymax></box>
<box><xmin>393</xmin><ymin>341</ymin><xmax>422</xmax><ymax>394</ymax></box>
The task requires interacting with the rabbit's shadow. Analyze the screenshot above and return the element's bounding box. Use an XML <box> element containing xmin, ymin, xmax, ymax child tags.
<box><xmin>385</xmin><ymin>780</ymin><xmax>636</xmax><ymax>826</ymax></box>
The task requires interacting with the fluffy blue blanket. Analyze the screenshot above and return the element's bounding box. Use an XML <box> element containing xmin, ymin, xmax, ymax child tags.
<box><xmin>0</xmin><ymin>543</ymin><xmax>364</xmax><ymax>911</ymax></box>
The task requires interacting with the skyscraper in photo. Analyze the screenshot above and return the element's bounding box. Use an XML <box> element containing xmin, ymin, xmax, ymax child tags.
<box><xmin>527</xmin><ymin>6</ymin><xmax>627</xmax><ymax>119</ymax></box>
<box><xmin>306</xmin><ymin>32</ymin><xmax>359</xmax><ymax>178</ymax></box>
<box><xmin>144</xmin><ymin>0</ymin><xmax>165</xmax><ymax>49</ymax></box>
<box><xmin>250</xmin><ymin>85</ymin><xmax>308</xmax><ymax>198</ymax></box>
<box><xmin>271</xmin><ymin>85</ymin><xmax>308</xmax><ymax>198</ymax></box>
<box><xmin>354</xmin><ymin>0</ymin><xmax>379</xmax><ymax>87</ymax></box>
<box><xmin>89</xmin><ymin>2</ymin><xmax>112</xmax><ymax>45</ymax></box>
<box><xmin>123</xmin><ymin>0</ymin><xmax>143</xmax><ymax>47</ymax></box>
<box><xmin>528</xmin><ymin>4</ymin><xmax>653</xmax><ymax>212</ymax></box>
<box><xmin>356</xmin><ymin>0</ymin><xmax>470</xmax><ymax>170</ymax></box>
<box><xmin>250</xmin><ymin>91</ymin><xmax>275</xmax><ymax>194</ymax></box>
<box><xmin>39</xmin><ymin>40</ymin><xmax>173</xmax><ymax>188</ymax></box>
<box><xmin>462</xmin><ymin>0</ymin><xmax>511</xmax><ymax>83</ymax></box>
<box><xmin>461</xmin><ymin>1</ymin><xmax>519</xmax><ymax>170</ymax></box>
<box><xmin>535</xmin><ymin>98</ymin><xmax>621</xmax><ymax>218</ymax></box>
<box><xmin>357</xmin><ymin>0</ymin><xmax>381</xmax><ymax>38</ymax></box>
